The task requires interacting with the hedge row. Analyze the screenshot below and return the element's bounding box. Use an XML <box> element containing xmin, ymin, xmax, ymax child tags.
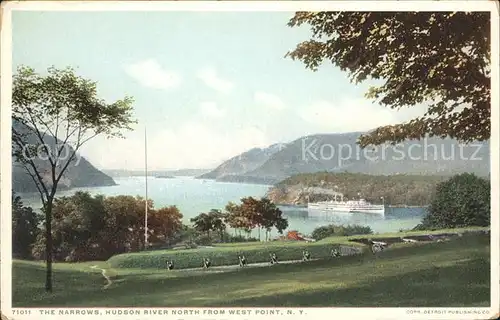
<box><xmin>107</xmin><ymin>241</ymin><xmax>368</xmax><ymax>269</ymax></box>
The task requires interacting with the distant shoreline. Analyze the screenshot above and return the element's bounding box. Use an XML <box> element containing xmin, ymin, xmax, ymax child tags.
<box><xmin>276</xmin><ymin>203</ymin><xmax>428</xmax><ymax>209</ymax></box>
<box><xmin>103</xmin><ymin>168</ymin><xmax>211</xmax><ymax>178</ymax></box>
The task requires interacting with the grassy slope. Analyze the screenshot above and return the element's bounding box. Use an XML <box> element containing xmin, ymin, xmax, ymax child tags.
<box><xmin>106</xmin><ymin>238</ymin><xmax>366</xmax><ymax>270</ymax></box>
<box><xmin>106</xmin><ymin>226</ymin><xmax>489</xmax><ymax>269</ymax></box>
<box><xmin>319</xmin><ymin>226</ymin><xmax>490</xmax><ymax>242</ymax></box>
<box><xmin>13</xmin><ymin>232</ymin><xmax>490</xmax><ymax>307</ymax></box>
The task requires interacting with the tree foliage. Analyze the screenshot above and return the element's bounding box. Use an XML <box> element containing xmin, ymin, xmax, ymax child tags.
<box><xmin>12</xmin><ymin>192</ymin><xmax>41</xmax><ymax>259</ymax></box>
<box><xmin>32</xmin><ymin>192</ymin><xmax>183</xmax><ymax>262</ymax></box>
<box><xmin>228</xmin><ymin>197</ymin><xmax>289</xmax><ymax>240</ymax></box>
<box><xmin>311</xmin><ymin>224</ymin><xmax>373</xmax><ymax>241</ymax></box>
<box><xmin>190</xmin><ymin>197</ymin><xmax>289</xmax><ymax>242</ymax></box>
<box><xmin>418</xmin><ymin>173</ymin><xmax>490</xmax><ymax>229</ymax></box>
<box><xmin>224</xmin><ymin>201</ymin><xmax>253</xmax><ymax>235</ymax></box>
<box><xmin>12</xmin><ymin>65</ymin><xmax>136</xmax><ymax>291</ymax></box>
<box><xmin>190</xmin><ymin>209</ymin><xmax>227</xmax><ymax>241</ymax></box>
<box><xmin>149</xmin><ymin>206</ymin><xmax>184</xmax><ymax>245</ymax></box>
<box><xmin>12</xmin><ymin>66</ymin><xmax>136</xmax><ymax>202</ymax></box>
<box><xmin>286</xmin><ymin>12</ymin><xmax>491</xmax><ymax>146</ymax></box>
<box><xmin>191</xmin><ymin>213</ymin><xmax>213</xmax><ymax>239</ymax></box>
<box><xmin>209</xmin><ymin>209</ymin><xmax>227</xmax><ymax>241</ymax></box>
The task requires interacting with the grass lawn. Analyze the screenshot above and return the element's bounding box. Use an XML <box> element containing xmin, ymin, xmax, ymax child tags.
<box><xmin>106</xmin><ymin>240</ymin><xmax>366</xmax><ymax>270</ymax></box>
<box><xmin>12</xmin><ymin>232</ymin><xmax>490</xmax><ymax>307</ymax></box>
<box><xmin>318</xmin><ymin>226</ymin><xmax>490</xmax><ymax>243</ymax></box>
<box><xmin>105</xmin><ymin>226</ymin><xmax>488</xmax><ymax>269</ymax></box>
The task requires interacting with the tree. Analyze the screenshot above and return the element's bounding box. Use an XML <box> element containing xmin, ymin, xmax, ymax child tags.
<box><xmin>258</xmin><ymin>198</ymin><xmax>288</xmax><ymax>241</ymax></box>
<box><xmin>240</xmin><ymin>197</ymin><xmax>263</xmax><ymax>240</ymax></box>
<box><xmin>149</xmin><ymin>206</ymin><xmax>183</xmax><ymax>245</ymax></box>
<box><xmin>235</xmin><ymin>197</ymin><xmax>289</xmax><ymax>241</ymax></box>
<box><xmin>32</xmin><ymin>192</ymin><xmax>105</xmax><ymax>261</ymax></box>
<box><xmin>32</xmin><ymin>193</ymin><xmax>169</xmax><ymax>261</ymax></box>
<box><xmin>190</xmin><ymin>210</ymin><xmax>227</xmax><ymax>242</ymax></box>
<box><xmin>177</xmin><ymin>225</ymin><xmax>198</xmax><ymax>245</ymax></box>
<box><xmin>12</xmin><ymin>192</ymin><xmax>41</xmax><ymax>259</ymax></box>
<box><xmin>48</xmin><ymin>192</ymin><xmax>107</xmax><ymax>261</ymax></box>
<box><xmin>286</xmin><ymin>12</ymin><xmax>491</xmax><ymax>147</ymax></box>
<box><xmin>223</xmin><ymin>202</ymin><xmax>238</xmax><ymax>236</ymax></box>
<box><xmin>419</xmin><ymin>173</ymin><xmax>490</xmax><ymax>229</ymax></box>
<box><xmin>12</xmin><ymin>66</ymin><xmax>135</xmax><ymax>292</ymax></box>
<box><xmin>208</xmin><ymin>209</ymin><xmax>227</xmax><ymax>242</ymax></box>
<box><xmin>102</xmin><ymin>195</ymin><xmax>152</xmax><ymax>252</ymax></box>
<box><xmin>224</xmin><ymin>201</ymin><xmax>253</xmax><ymax>237</ymax></box>
<box><xmin>190</xmin><ymin>213</ymin><xmax>213</xmax><ymax>240</ymax></box>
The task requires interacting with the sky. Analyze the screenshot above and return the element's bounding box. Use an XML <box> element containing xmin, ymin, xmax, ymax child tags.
<box><xmin>12</xmin><ymin>11</ymin><xmax>423</xmax><ymax>171</ymax></box>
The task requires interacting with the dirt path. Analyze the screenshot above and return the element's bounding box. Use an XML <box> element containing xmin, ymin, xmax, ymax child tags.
<box><xmin>90</xmin><ymin>265</ymin><xmax>112</xmax><ymax>289</ymax></box>
<box><xmin>173</xmin><ymin>258</ymin><xmax>321</xmax><ymax>273</ymax></box>
<box><xmin>89</xmin><ymin>258</ymin><xmax>326</xmax><ymax>285</ymax></box>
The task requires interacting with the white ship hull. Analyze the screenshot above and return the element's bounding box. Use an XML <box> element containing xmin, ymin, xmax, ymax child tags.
<box><xmin>308</xmin><ymin>201</ymin><xmax>385</xmax><ymax>215</ymax></box>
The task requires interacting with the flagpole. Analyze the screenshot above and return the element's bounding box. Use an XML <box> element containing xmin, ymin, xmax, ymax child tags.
<box><xmin>144</xmin><ymin>126</ymin><xmax>148</xmax><ymax>249</ymax></box>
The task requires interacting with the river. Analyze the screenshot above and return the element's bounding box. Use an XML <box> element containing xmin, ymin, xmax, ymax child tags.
<box><xmin>19</xmin><ymin>176</ymin><xmax>426</xmax><ymax>236</ymax></box>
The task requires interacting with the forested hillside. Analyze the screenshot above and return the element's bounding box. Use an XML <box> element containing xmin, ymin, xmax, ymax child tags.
<box><xmin>266</xmin><ymin>172</ymin><xmax>450</xmax><ymax>206</ymax></box>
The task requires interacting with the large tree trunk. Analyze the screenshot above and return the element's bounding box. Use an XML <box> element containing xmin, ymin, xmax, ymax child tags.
<box><xmin>45</xmin><ymin>199</ymin><xmax>53</xmax><ymax>292</ymax></box>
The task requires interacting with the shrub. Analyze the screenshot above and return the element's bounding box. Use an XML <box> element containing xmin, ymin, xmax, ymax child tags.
<box><xmin>12</xmin><ymin>193</ymin><xmax>41</xmax><ymax>259</ymax></box>
<box><xmin>418</xmin><ymin>173</ymin><xmax>490</xmax><ymax>230</ymax></box>
<box><xmin>107</xmin><ymin>241</ymin><xmax>356</xmax><ymax>269</ymax></box>
<box><xmin>225</xmin><ymin>235</ymin><xmax>259</xmax><ymax>243</ymax></box>
<box><xmin>312</xmin><ymin>224</ymin><xmax>373</xmax><ymax>240</ymax></box>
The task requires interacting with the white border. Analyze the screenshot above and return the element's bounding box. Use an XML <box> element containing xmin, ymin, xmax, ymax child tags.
<box><xmin>0</xmin><ymin>0</ymin><xmax>497</xmax><ymax>12</ymax></box>
<box><xmin>1</xmin><ymin>1</ymin><xmax>499</xmax><ymax>320</ymax></box>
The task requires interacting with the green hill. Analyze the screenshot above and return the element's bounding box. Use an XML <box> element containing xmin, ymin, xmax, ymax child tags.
<box><xmin>12</xmin><ymin>120</ymin><xmax>116</xmax><ymax>193</ymax></box>
<box><xmin>267</xmin><ymin>172</ymin><xmax>448</xmax><ymax>206</ymax></box>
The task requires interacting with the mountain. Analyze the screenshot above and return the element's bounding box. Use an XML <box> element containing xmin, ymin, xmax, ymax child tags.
<box><xmin>198</xmin><ymin>132</ymin><xmax>490</xmax><ymax>185</ymax></box>
<box><xmin>197</xmin><ymin>143</ymin><xmax>287</xmax><ymax>180</ymax></box>
<box><xmin>12</xmin><ymin>120</ymin><xmax>116</xmax><ymax>193</ymax></box>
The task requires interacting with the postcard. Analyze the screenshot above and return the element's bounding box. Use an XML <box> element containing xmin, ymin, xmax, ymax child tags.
<box><xmin>1</xmin><ymin>1</ymin><xmax>499</xmax><ymax>319</ymax></box>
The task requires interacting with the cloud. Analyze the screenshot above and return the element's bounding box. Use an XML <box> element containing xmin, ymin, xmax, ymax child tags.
<box><xmin>199</xmin><ymin>101</ymin><xmax>226</xmax><ymax>119</ymax></box>
<box><xmin>80</xmin><ymin>121</ymin><xmax>270</xmax><ymax>170</ymax></box>
<box><xmin>298</xmin><ymin>98</ymin><xmax>419</xmax><ymax>132</ymax></box>
<box><xmin>197</xmin><ymin>67</ymin><xmax>234</xmax><ymax>93</ymax></box>
<box><xmin>154</xmin><ymin>122</ymin><xmax>270</xmax><ymax>169</ymax></box>
<box><xmin>124</xmin><ymin>59</ymin><xmax>181</xmax><ymax>89</ymax></box>
<box><xmin>254</xmin><ymin>91</ymin><xmax>286</xmax><ymax>110</ymax></box>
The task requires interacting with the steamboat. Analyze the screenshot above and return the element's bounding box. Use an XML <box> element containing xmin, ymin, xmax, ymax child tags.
<box><xmin>307</xmin><ymin>193</ymin><xmax>385</xmax><ymax>215</ymax></box>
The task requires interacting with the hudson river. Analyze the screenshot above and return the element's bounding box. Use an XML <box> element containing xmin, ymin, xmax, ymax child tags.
<box><xmin>20</xmin><ymin>176</ymin><xmax>426</xmax><ymax>236</ymax></box>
